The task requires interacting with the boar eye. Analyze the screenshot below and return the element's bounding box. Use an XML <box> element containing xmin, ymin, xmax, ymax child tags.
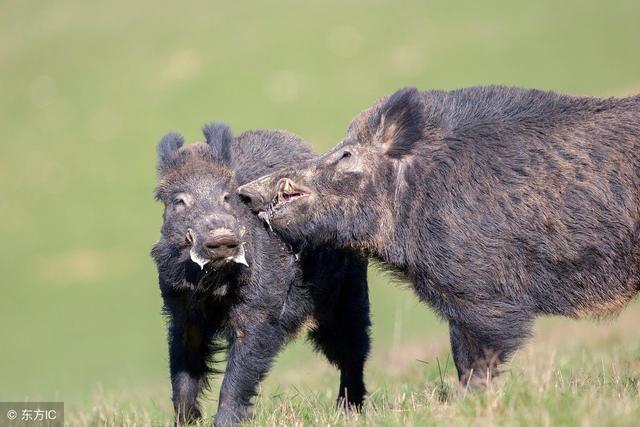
<box><xmin>170</xmin><ymin>193</ymin><xmax>191</xmax><ymax>212</ymax></box>
<box><xmin>340</xmin><ymin>151</ymin><xmax>352</xmax><ymax>160</ymax></box>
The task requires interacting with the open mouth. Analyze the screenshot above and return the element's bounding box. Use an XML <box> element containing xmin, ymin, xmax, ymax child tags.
<box><xmin>272</xmin><ymin>178</ymin><xmax>308</xmax><ymax>209</ymax></box>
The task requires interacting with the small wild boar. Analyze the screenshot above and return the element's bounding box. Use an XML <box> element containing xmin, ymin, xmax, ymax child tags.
<box><xmin>238</xmin><ymin>86</ymin><xmax>640</xmax><ymax>386</ymax></box>
<box><xmin>151</xmin><ymin>124</ymin><xmax>370</xmax><ymax>426</ymax></box>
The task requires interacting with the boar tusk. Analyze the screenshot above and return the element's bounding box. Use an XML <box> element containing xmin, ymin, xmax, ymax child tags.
<box><xmin>227</xmin><ymin>243</ymin><xmax>249</xmax><ymax>267</ymax></box>
<box><xmin>258</xmin><ymin>211</ymin><xmax>273</xmax><ymax>231</ymax></box>
<box><xmin>190</xmin><ymin>247</ymin><xmax>210</xmax><ymax>270</ymax></box>
<box><xmin>186</xmin><ymin>228</ymin><xmax>195</xmax><ymax>244</ymax></box>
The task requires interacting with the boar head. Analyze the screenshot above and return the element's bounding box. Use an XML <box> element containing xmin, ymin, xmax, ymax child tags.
<box><xmin>152</xmin><ymin>124</ymin><xmax>249</xmax><ymax>294</ymax></box>
<box><xmin>238</xmin><ymin>87</ymin><xmax>429</xmax><ymax>256</ymax></box>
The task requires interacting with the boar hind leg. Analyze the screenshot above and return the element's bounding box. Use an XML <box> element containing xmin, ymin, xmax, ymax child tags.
<box><xmin>309</xmin><ymin>280</ymin><xmax>371</xmax><ymax>410</ymax></box>
<box><xmin>449</xmin><ymin>316</ymin><xmax>531</xmax><ymax>387</ymax></box>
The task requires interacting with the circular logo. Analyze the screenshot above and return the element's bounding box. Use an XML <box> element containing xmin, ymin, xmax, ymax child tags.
<box><xmin>6</xmin><ymin>409</ymin><xmax>17</xmax><ymax>420</ymax></box>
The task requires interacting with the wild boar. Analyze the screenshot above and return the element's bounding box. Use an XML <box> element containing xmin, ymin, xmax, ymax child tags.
<box><xmin>238</xmin><ymin>86</ymin><xmax>640</xmax><ymax>386</ymax></box>
<box><xmin>152</xmin><ymin>123</ymin><xmax>370</xmax><ymax>426</ymax></box>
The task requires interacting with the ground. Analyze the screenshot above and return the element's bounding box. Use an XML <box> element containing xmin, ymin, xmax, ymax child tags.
<box><xmin>67</xmin><ymin>302</ymin><xmax>640</xmax><ymax>426</ymax></box>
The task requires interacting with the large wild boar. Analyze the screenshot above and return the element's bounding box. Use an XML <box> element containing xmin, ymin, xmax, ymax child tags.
<box><xmin>152</xmin><ymin>124</ymin><xmax>370</xmax><ymax>426</ymax></box>
<box><xmin>238</xmin><ymin>86</ymin><xmax>640</xmax><ymax>386</ymax></box>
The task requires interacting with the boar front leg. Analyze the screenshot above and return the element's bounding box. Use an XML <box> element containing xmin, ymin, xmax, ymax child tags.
<box><xmin>449</xmin><ymin>316</ymin><xmax>531</xmax><ymax>387</ymax></box>
<box><xmin>214</xmin><ymin>321</ymin><xmax>286</xmax><ymax>427</ymax></box>
<box><xmin>168</xmin><ymin>319</ymin><xmax>218</xmax><ymax>425</ymax></box>
<box><xmin>165</xmin><ymin>296</ymin><xmax>222</xmax><ymax>425</ymax></box>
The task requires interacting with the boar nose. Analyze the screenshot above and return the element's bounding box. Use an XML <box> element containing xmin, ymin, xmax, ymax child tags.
<box><xmin>237</xmin><ymin>183</ymin><xmax>266</xmax><ymax>212</ymax></box>
<box><xmin>203</xmin><ymin>231</ymin><xmax>239</xmax><ymax>260</ymax></box>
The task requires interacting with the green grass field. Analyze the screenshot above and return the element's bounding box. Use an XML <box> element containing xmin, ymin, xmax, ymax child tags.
<box><xmin>2</xmin><ymin>1</ymin><xmax>640</xmax><ymax>425</ymax></box>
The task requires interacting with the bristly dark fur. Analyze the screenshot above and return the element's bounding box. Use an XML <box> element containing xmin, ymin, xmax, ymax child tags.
<box><xmin>203</xmin><ymin>122</ymin><xmax>233</xmax><ymax>164</ymax></box>
<box><xmin>157</xmin><ymin>132</ymin><xmax>184</xmax><ymax>174</ymax></box>
<box><xmin>232</xmin><ymin>129</ymin><xmax>315</xmax><ymax>184</ymax></box>
<box><xmin>239</xmin><ymin>85</ymin><xmax>640</xmax><ymax>387</ymax></box>
<box><xmin>151</xmin><ymin>125</ymin><xmax>370</xmax><ymax>426</ymax></box>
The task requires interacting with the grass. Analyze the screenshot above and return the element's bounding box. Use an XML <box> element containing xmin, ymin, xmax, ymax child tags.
<box><xmin>1</xmin><ymin>0</ymin><xmax>640</xmax><ymax>425</ymax></box>
<box><xmin>64</xmin><ymin>306</ymin><xmax>640</xmax><ymax>426</ymax></box>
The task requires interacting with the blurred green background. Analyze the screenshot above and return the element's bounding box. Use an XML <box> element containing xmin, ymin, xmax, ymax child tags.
<box><xmin>1</xmin><ymin>0</ymin><xmax>640</xmax><ymax>415</ymax></box>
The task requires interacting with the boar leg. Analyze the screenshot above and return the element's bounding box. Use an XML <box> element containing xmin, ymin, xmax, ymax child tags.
<box><xmin>167</xmin><ymin>314</ymin><xmax>220</xmax><ymax>425</ymax></box>
<box><xmin>309</xmin><ymin>279</ymin><xmax>371</xmax><ymax>410</ymax></box>
<box><xmin>310</xmin><ymin>319</ymin><xmax>370</xmax><ymax>409</ymax></box>
<box><xmin>214</xmin><ymin>321</ymin><xmax>286</xmax><ymax>427</ymax></box>
<box><xmin>449</xmin><ymin>318</ymin><xmax>530</xmax><ymax>387</ymax></box>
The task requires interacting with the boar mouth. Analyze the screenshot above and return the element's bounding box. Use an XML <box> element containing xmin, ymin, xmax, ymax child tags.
<box><xmin>186</xmin><ymin>228</ymin><xmax>249</xmax><ymax>270</ymax></box>
<box><xmin>256</xmin><ymin>179</ymin><xmax>310</xmax><ymax>230</ymax></box>
<box><xmin>272</xmin><ymin>178</ymin><xmax>309</xmax><ymax>209</ymax></box>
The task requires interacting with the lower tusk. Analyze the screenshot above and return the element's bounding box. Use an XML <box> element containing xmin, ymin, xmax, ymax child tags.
<box><xmin>190</xmin><ymin>247</ymin><xmax>209</xmax><ymax>270</ymax></box>
<box><xmin>258</xmin><ymin>211</ymin><xmax>273</xmax><ymax>231</ymax></box>
<box><xmin>227</xmin><ymin>243</ymin><xmax>249</xmax><ymax>267</ymax></box>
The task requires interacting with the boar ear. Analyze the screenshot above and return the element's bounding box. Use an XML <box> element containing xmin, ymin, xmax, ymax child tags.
<box><xmin>377</xmin><ymin>87</ymin><xmax>424</xmax><ymax>159</ymax></box>
<box><xmin>203</xmin><ymin>122</ymin><xmax>233</xmax><ymax>164</ymax></box>
<box><xmin>157</xmin><ymin>132</ymin><xmax>184</xmax><ymax>169</ymax></box>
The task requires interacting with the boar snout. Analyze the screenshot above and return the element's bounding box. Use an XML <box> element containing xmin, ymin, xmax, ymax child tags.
<box><xmin>187</xmin><ymin>227</ymin><xmax>248</xmax><ymax>269</ymax></box>
<box><xmin>237</xmin><ymin>181</ymin><xmax>269</xmax><ymax>212</ymax></box>
<box><xmin>203</xmin><ymin>232</ymin><xmax>239</xmax><ymax>259</ymax></box>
